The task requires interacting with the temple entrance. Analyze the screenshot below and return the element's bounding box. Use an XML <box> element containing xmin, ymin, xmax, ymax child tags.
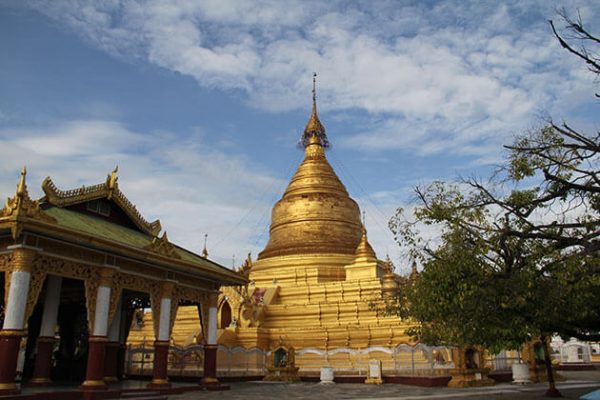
<box><xmin>21</xmin><ymin>277</ymin><xmax>89</xmax><ymax>383</ymax></box>
<box><xmin>220</xmin><ymin>302</ymin><xmax>232</xmax><ymax>329</ymax></box>
<box><xmin>54</xmin><ymin>281</ymin><xmax>89</xmax><ymax>383</ymax></box>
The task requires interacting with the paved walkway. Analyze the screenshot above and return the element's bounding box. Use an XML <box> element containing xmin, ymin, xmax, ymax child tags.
<box><xmin>170</xmin><ymin>371</ymin><xmax>600</xmax><ymax>400</ymax></box>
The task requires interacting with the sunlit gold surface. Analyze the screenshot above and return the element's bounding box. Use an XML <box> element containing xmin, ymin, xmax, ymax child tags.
<box><xmin>258</xmin><ymin>134</ymin><xmax>362</xmax><ymax>261</ymax></box>
<box><xmin>128</xmin><ymin>94</ymin><xmax>424</xmax><ymax>376</ymax></box>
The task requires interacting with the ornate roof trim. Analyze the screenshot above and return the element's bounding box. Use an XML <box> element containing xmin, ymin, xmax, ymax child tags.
<box><xmin>144</xmin><ymin>232</ymin><xmax>181</xmax><ymax>259</ymax></box>
<box><xmin>41</xmin><ymin>167</ymin><xmax>161</xmax><ymax>236</ymax></box>
<box><xmin>1</xmin><ymin>167</ymin><xmax>56</xmax><ymax>239</ymax></box>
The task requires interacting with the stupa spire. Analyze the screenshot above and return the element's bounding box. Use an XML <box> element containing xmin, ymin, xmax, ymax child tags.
<box><xmin>355</xmin><ymin>223</ymin><xmax>376</xmax><ymax>260</ymax></box>
<box><xmin>301</xmin><ymin>73</ymin><xmax>329</xmax><ymax>149</ymax></box>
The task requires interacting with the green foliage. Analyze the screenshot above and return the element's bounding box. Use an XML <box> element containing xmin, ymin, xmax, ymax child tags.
<box><xmin>388</xmin><ymin>11</ymin><xmax>600</xmax><ymax>353</ymax></box>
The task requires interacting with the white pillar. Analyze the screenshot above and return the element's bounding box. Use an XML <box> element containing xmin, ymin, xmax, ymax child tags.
<box><xmin>107</xmin><ymin>297</ymin><xmax>122</xmax><ymax>342</ymax></box>
<box><xmin>3</xmin><ymin>271</ymin><xmax>31</xmax><ymax>330</ymax></box>
<box><xmin>39</xmin><ymin>275</ymin><xmax>62</xmax><ymax>337</ymax></box>
<box><xmin>207</xmin><ymin>304</ymin><xmax>217</xmax><ymax>345</ymax></box>
<box><xmin>157</xmin><ymin>298</ymin><xmax>172</xmax><ymax>341</ymax></box>
<box><xmin>93</xmin><ymin>286</ymin><xmax>111</xmax><ymax>336</ymax></box>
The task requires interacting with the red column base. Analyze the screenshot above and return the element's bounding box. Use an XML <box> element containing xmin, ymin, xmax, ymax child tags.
<box><xmin>201</xmin><ymin>344</ymin><xmax>220</xmax><ymax>386</ymax></box>
<box><xmin>147</xmin><ymin>341</ymin><xmax>171</xmax><ymax>389</ymax></box>
<box><xmin>29</xmin><ymin>336</ymin><xmax>56</xmax><ymax>386</ymax></box>
<box><xmin>103</xmin><ymin>342</ymin><xmax>119</xmax><ymax>384</ymax></box>
<box><xmin>147</xmin><ymin>379</ymin><xmax>171</xmax><ymax>389</ymax></box>
<box><xmin>80</xmin><ymin>336</ymin><xmax>107</xmax><ymax>391</ymax></box>
<box><xmin>0</xmin><ymin>330</ymin><xmax>24</xmax><ymax>395</ymax></box>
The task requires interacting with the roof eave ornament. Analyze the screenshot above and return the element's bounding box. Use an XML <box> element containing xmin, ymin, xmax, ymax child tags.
<box><xmin>1</xmin><ymin>166</ymin><xmax>56</xmax><ymax>240</ymax></box>
<box><xmin>106</xmin><ymin>165</ymin><xmax>118</xmax><ymax>200</ymax></box>
<box><xmin>42</xmin><ymin>168</ymin><xmax>161</xmax><ymax>236</ymax></box>
<box><xmin>300</xmin><ymin>72</ymin><xmax>330</xmax><ymax>149</ymax></box>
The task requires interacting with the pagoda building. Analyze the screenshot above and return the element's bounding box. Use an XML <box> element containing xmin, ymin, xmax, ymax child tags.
<box><xmin>128</xmin><ymin>80</ymin><xmax>441</xmax><ymax>379</ymax></box>
<box><xmin>218</xmin><ymin>81</ymin><xmax>424</xmax><ymax>375</ymax></box>
<box><xmin>0</xmin><ymin>168</ymin><xmax>245</xmax><ymax>396</ymax></box>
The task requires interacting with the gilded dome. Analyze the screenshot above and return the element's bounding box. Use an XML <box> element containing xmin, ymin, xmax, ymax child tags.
<box><xmin>258</xmin><ymin>101</ymin><xmax>362</xmax><ymax>260</ymax></box>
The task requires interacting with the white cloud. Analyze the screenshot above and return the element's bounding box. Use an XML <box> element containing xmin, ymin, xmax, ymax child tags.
<box><xmin>0</xmin><ymin>120</ymin><xmax>285</xmax><ymax>266</ymax></box>
<box><xmin>22</xmin><ymin>0</ymin><xmax>598</xmax><ymax>161</ymax></box>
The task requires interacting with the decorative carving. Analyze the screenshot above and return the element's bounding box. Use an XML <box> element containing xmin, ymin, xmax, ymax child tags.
<box><xmin>175</xmin><ymin>286</ymin><xmax>208</xmax><ymax>306</ymax></box>
<box><xmin>84</xmin><ymin>270</ymin><xmax>100</xmax><ymax>333</ymax></box>
<box><xmin>168</xmin><ymin>286</ymin><xmax>181</xmax><ymax>338</ymax></box>
<box><xmin>144</xmin><ymin>232</ymin><xmax>181</xmax><ymax>259</ymax></box>
<box><xmin>107</xmin><ymin>273</ymin><xmax>123</xmax><ymax>329</ymax></box>
<box><xmin>23</xmin><ymin>265</ymin><xmax>47</xmax><ymax>324</ymax></box>
<box><xmin>4</xmin><ymin>270</ymin><xmax>12</xmax><ymax>312</ymax></box>
<box><xmin>197</xmin><ymin>300</ymin><xmax>211</xmax><ymax>343</ymax></box>
<box><xmin>41</xmin><ymin>168</ymin><xmax>161</xmax><ymax>236</ymax></box>
<box><xmin>149</xmin><ymin>283</ymin><xmax>163</xmax><ymax>339</ymax></box>
<box><xmin>0</xmin><ymin>254</ymin><xmax>11</xmax><ymax>271</ymax></box>
<box><xmin>238</xmin><ymin>252</ymin><xmax>252</xmax><ymax>279</ymax></box>
<box><xmin>1</xmin><ymin>167</ymin><xmax>55</xmax><ymax>239</ymax></box>
<box><xmin>36</xmin><ymin>256</ymin><xmax>99</xmax><ymax>282</ymax></box>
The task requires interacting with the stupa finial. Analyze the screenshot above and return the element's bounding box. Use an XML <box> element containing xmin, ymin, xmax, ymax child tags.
<box><xmin>312</xmin><ymin>72</ymin><xmax>317</xmax><ymax>104</ymax></box>
<box><xmin>300</xmin><ymin>73</ymin><xmax>329</xmax><ymax>149</ymax></box>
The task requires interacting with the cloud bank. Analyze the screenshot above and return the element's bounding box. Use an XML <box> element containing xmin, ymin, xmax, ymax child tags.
<box><xmin>24</xmin><ymin>0</ymin><xmax>598</xmax><ymax>157</ymax></box>
<box><xmin>0</xmin><ymin>120</ymin><xmax>284</xmax><ymax>266</ymax></box>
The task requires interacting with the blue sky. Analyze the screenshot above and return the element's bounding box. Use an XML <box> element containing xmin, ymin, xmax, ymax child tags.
<box><xmin>1</xmin><ymin>1</ymin><xmax>598</xmax><ymax>271</ymax></box>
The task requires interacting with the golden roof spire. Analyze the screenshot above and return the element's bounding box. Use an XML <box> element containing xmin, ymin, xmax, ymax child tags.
<box><xmin>201</xmin><ymin>233</ymin><xmax>209</xmax><ymax>258</ymax></box>
<box><xmin>301</xmin><ymin>73</ymin><xmax>329</xmax><ymax>149</ymax></box>
<box><xmin>355</xmin><ymin>223</ymin><xmax>377</xmax><ymax>259</ymax></box>
<box><xmin>1</xmin><ymin>166</ymin><xmax>56</xmax><ymax>240</ymax></box>
<box><xmin>16</xmin><ymin>166</ymin><xmax>27</xmax><ymax>198</ymax></box>
<box><xmin>107</xmin><ymin>165</ymin><xmax>119</xmax><ymax>199</ymax></box>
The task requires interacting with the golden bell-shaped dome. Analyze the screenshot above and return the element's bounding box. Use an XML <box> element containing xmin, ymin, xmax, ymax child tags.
<box><xmin>258</xmin><ymin>90</ymin><xmax>362</xmax><ymax>259</ymax></box>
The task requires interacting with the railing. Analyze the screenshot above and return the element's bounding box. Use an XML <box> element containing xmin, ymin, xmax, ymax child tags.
<box><xmin>125</xmin><ymin>343</ymin><xmax>267</xmax><ymax>377</ymax></box>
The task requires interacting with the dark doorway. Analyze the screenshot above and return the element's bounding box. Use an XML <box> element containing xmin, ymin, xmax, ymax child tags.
<box><xmin>53</xmin><ymin>278</ymin><xmax>88</xmax><ymax>382</ymax></box>
<box><xmin>220</xmin><ymin>302</ymin><xmax>232</xmax><ymax>329</ymax></box>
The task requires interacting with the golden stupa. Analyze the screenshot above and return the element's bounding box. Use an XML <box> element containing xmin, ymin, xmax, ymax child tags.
<box><xmin>127</xmin><ymin>79</ymin><xmax>433</xmax><ymax>378</ymax></box>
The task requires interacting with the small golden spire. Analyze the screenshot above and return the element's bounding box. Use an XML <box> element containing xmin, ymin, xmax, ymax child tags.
<box><xmin>107</xmin><ymin>165</ymin><xmax>119</xmax><ymax>199</ymax></box>
<box><xmin>384</xmin><ymin>253</ymin><xmax>395</xmax><ymax>274</ymax></box>
<box><xmin>301</xmin><ymin>73</ymin><xmax>329</xmax><ymax>149</ymax></box>
<box><xmin>201</xmin><ymin>234</ymin><xmax>209</xmax><ymax>258</ymax></box>
<box><xmin>16</xmin><ymin>166</ymin><xmax>27</xmax><ymax>197</ymax></box>
<box><xmin>355</xmin><ymin>223</ymin><xmax>376</xmax><ymax>259</ymax></box>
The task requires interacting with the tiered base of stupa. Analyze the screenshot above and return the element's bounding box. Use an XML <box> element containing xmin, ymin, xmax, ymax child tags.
<box><xmin>127</xmin><ymin>253</ymin><xmax>449</xmax><ymax>379</ymax></box>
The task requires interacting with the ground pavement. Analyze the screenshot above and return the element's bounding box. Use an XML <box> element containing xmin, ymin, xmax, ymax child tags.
<box><xmin>170</xmin><ymin>370</ymin><xmax>600</xmax><ymax>400</ymax></box>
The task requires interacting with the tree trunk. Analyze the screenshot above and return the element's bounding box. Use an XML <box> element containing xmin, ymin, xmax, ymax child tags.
<box><xmin>541</xmin><ymin>335</ymin><xmax>562</xmax><ymax>397</ymax></box>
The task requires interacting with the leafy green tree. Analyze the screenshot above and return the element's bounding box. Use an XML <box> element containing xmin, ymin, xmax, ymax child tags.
<box><xmin>389</xmin><ymin>12</ymin><xmax>600</xmax><ymax>398</ymax></box>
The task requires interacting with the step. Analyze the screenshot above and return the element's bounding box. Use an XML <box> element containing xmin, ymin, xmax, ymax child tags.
<box><xmin>120</xmin><ymin>397</ymin><xmax>167</xmax><ymax>400</ymax></box>
<box><xmin>120</xmin><ymin>390</ymin><xmax>162</xmax><ymax>398</ymax></box>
